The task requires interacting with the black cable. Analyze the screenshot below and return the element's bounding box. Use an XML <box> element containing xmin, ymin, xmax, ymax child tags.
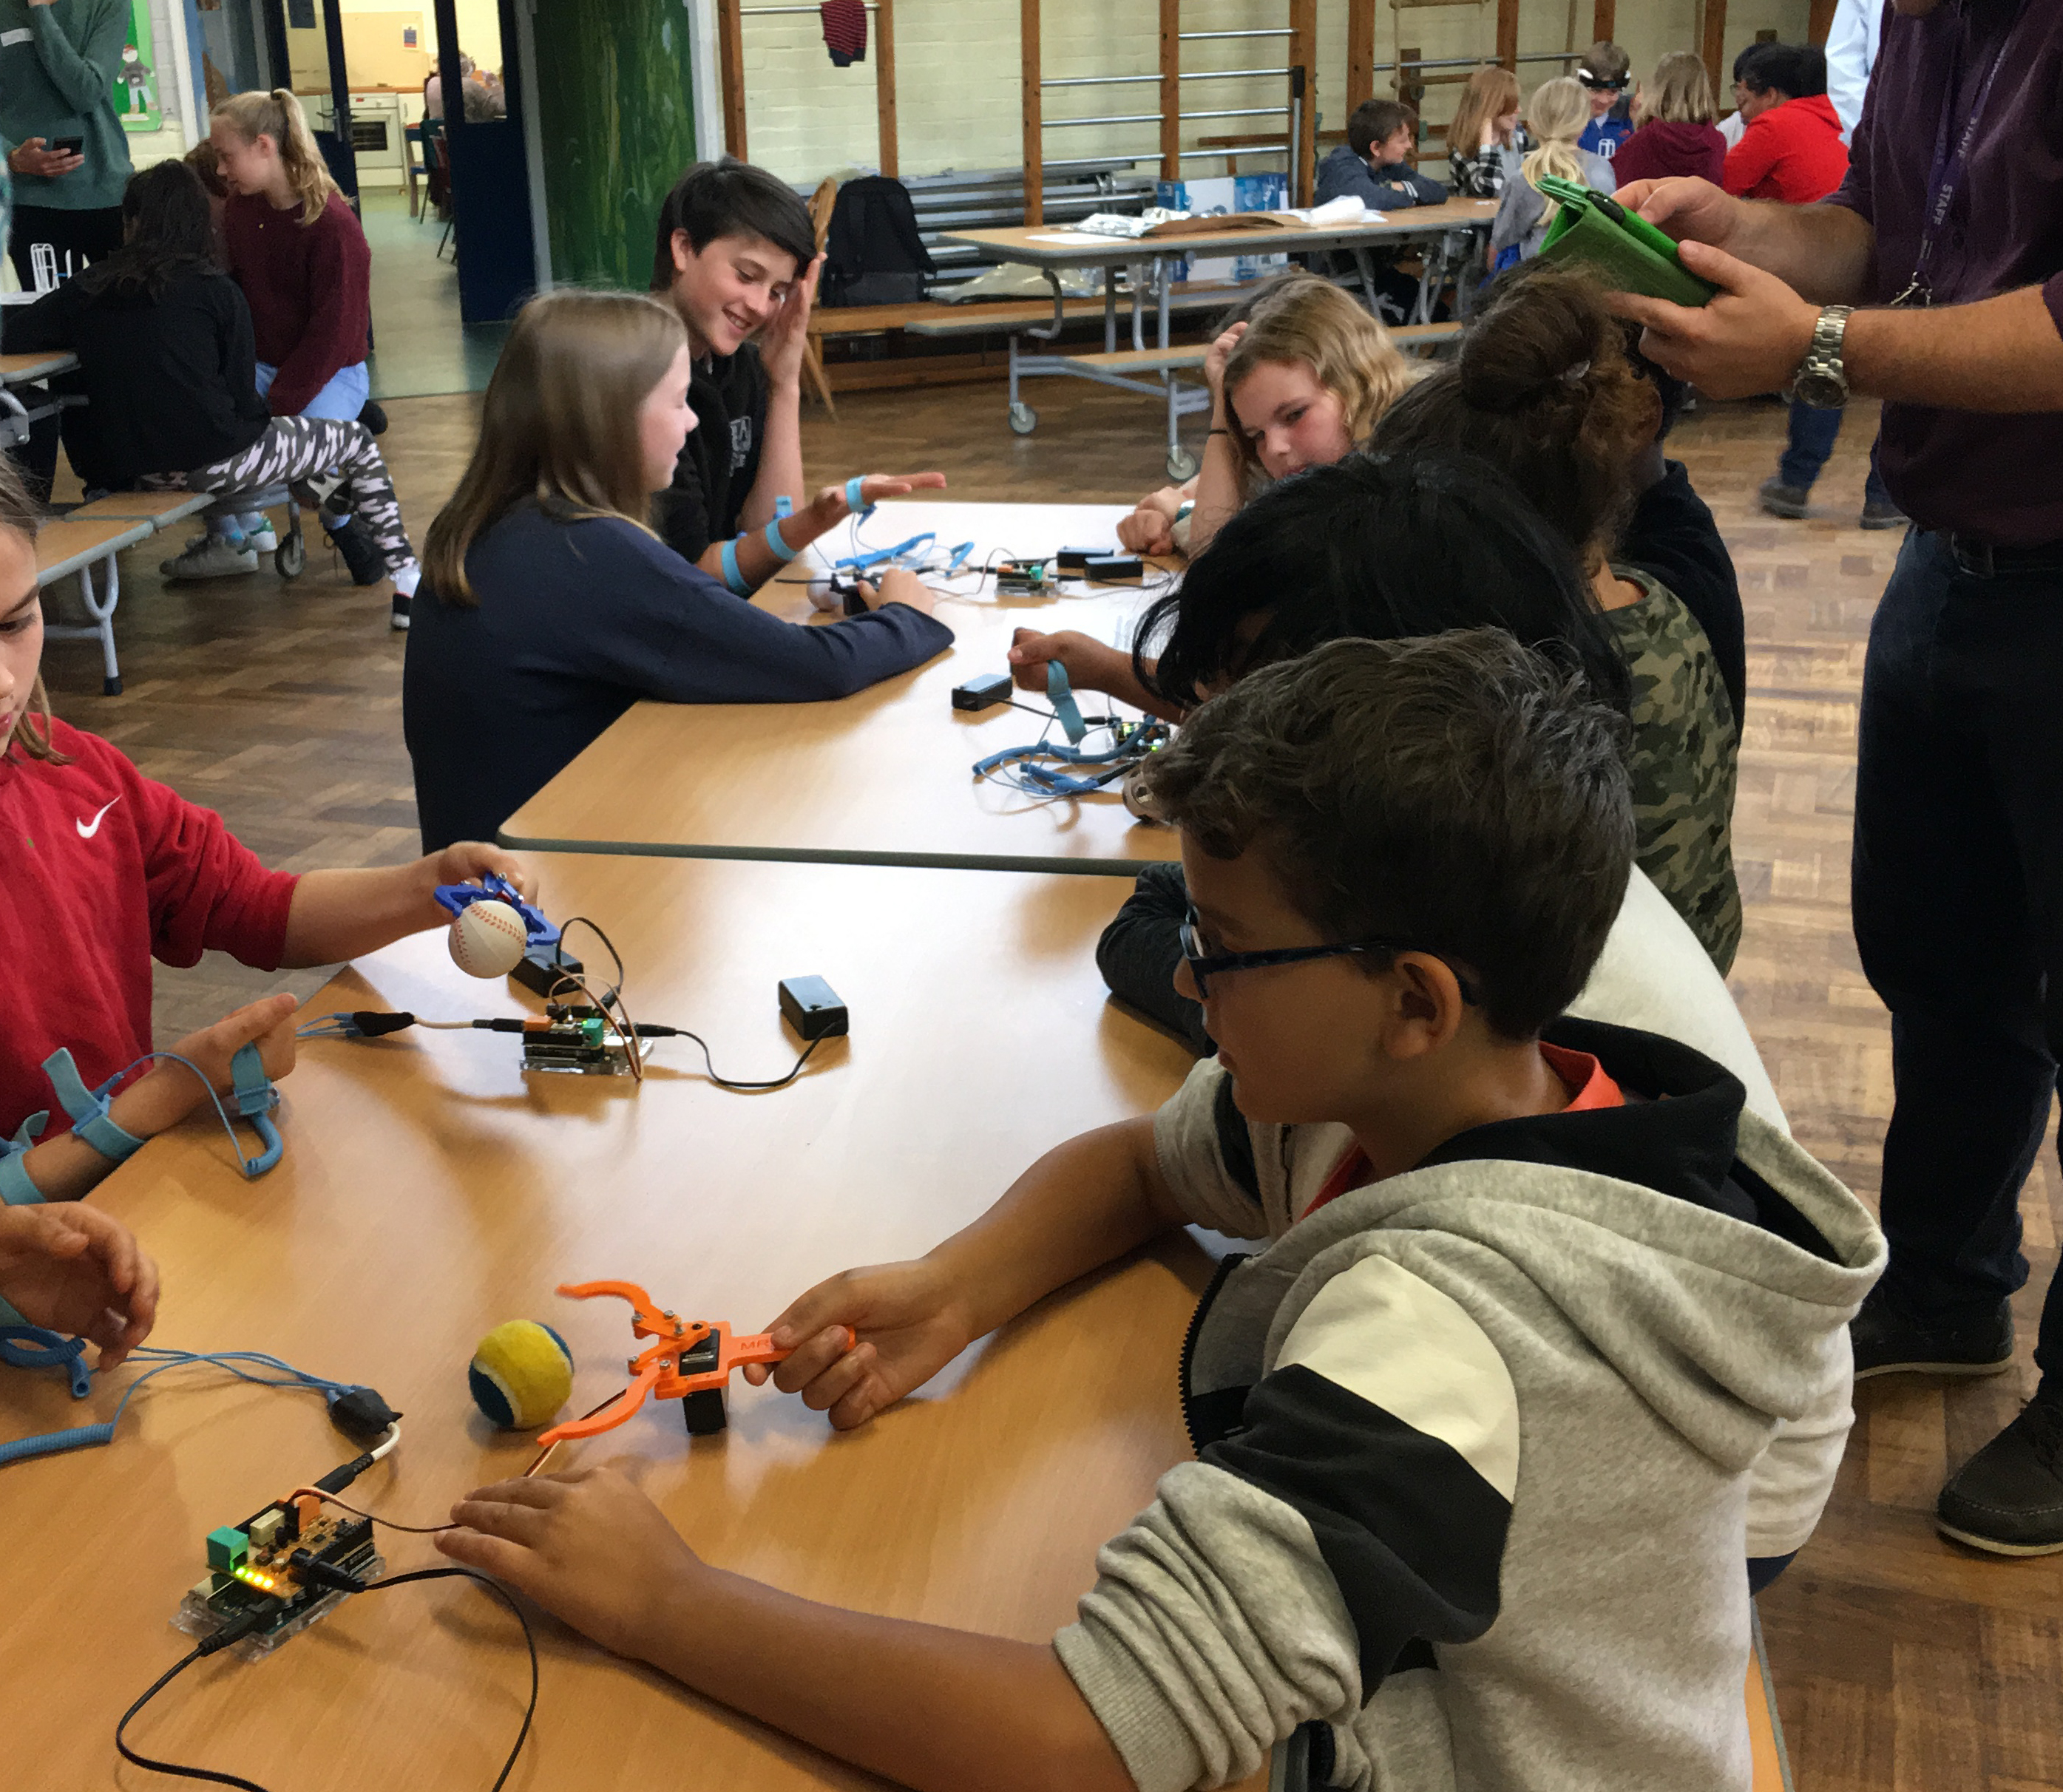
<box><xmin>112</xmin><ymin>1569</ymin><xmax>537</xmax><ymax>1792</ymax></box>
<box><xmin>356</xmin><ymin>1568</ymin><xmax>537</xmax><ymax>1792</ymax></box>
<box><xmin>645</xmin><ymin>1028</ymin><xmax>824</xmax><ymax>1091</ymax></box>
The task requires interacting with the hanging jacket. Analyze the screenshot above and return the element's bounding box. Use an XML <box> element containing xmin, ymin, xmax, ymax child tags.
<box><xmin>820</xmin><ymin>175</ymin><xmax>934</xmax><ymax>307</ymax></box>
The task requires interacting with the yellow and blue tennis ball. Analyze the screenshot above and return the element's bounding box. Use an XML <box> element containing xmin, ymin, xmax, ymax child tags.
<box><xmin>468</xmin><ymin>1320</ymin><xmax>575</xmax><ymax>1430</ymax></box>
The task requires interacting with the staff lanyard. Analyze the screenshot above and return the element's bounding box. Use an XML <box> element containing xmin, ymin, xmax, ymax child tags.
<box><xmin>1892</xmin><ymin>0</ymin><xmax>2023</xmax><ymax>307</ymax></box>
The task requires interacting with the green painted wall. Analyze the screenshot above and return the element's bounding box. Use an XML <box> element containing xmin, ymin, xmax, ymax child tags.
<box><xmin>532</xmin><ymin>0</ymin><xmax>698</xmax><ymax>288</ymax></box>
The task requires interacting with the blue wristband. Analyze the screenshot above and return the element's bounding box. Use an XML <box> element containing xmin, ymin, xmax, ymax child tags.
<box><xmin>845</xmin><ymin>475</ymin><xmax>873</xmax><ymax>517</ymax></box>
<box><xmin>0</xmin><ymin>1153</ymin><xmax>44</xmax><ymax>1206</ymax></box>
<box><xmin>719</xmin><ymin>537</ymin><xmax>751</xmax><ymax>597</ymax></box>
<box><xmin>39</xmin><ymin>1048</ymin><xmax>145</xmax><ymax>1167</ymax></box>
<box><xmin>762</xmin><ymin>518</ymin><xmax>799</xmax><ymax>563</ymax></box>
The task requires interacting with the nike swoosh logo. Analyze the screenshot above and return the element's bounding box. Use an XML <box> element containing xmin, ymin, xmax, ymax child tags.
<box><xmin>75</xmin><ymin>798</ymin><xmax>119</xmax><ymax>840</ymax></box>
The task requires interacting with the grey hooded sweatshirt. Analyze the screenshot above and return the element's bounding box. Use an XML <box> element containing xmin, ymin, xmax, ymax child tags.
<box><xmin>1053</xmin><ymin>1017</ymin><xmax>1884</xmax><ymax>1792</ymax></box>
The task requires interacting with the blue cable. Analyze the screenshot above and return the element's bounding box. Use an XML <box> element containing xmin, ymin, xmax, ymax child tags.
<box><xmin>0</xmin><ymin>1335</ymin><xmax>359</xmax><ymax>1467</ymax></box>
<box><xmin>102</xmin><ymin>1049</ymin><xmax>282</xmax><ymax>1178</ymax></box>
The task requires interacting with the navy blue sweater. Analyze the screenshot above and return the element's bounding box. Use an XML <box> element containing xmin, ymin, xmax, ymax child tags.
<box><xmin>403</xmin><ymin>503</ymin><xmax>955</xmax><ymax>849</ymax></box>
<box><xmin>1315</xmin><ymin>144</ymin><xmax>1447</xmax><ymax>210</ymax></box>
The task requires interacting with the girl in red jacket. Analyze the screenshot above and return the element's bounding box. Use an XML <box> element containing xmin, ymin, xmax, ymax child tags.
<box><xmin>1611</xmin><ymin>52</ymin><xmax>1727</xmax><ymax>188</ymax></box>
<box><xmin>0</xmin><ymin>454</ymin><xmax>526</xmax><ymax>1209</ymax></box>
<box><xmin>165</xmin><ymin>89</ymin><xmax>388</xmax><ymax>594</ymax></box>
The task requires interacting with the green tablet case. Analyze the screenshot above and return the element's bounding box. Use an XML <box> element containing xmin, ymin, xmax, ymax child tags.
<box><xmin>1534</xmin><ymin>175</ymin><xmax>1718</xmax><ymax>307</ymax></box>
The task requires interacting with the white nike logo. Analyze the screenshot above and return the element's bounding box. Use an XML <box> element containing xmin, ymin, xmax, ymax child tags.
<box><xmin>75</xmin><ymin>798</ymin><xmax>119</xmax><ymax>839</ymax></box>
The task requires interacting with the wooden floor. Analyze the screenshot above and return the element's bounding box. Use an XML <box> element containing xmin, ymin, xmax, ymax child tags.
<box><xmin>35</xmin><ymin>378</ymin><xmax>2062</xmax><ymax>1790</ymax></box>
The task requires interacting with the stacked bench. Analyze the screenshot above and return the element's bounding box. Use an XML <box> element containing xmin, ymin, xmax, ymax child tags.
<box><xmin>34</xmin><ymin>491</ymin><xmax>214</xmax><ymax>697</ymax></box>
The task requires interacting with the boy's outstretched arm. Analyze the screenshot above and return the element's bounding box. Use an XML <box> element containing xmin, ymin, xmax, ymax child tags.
<box><xmin>279</xmin><ymin>842</ymin><xmax>534</xmax><ymax>968</ymax></box>
<box><xmin>438</xmin><ymin>1467</ymin><xmax>1135</xmax><ymax>1792</ymax></box>
<box><xmin>741</xmin><ymin>1116</ymin><xmax>1188</xmax><ymax>1430</ymax></box>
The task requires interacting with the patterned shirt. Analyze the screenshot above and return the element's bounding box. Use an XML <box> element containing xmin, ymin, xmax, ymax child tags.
<box><xmin>1604</xmin><ymin>566</ymin><xmax>1742</xmax><ymax>974</ymax></box>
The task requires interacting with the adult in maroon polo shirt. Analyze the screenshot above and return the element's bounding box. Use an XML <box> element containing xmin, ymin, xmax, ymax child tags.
<box><xmin>1609</xmin><ymin>0</ymin><xmax>2063</xmax><ymax>1561</ymax></box>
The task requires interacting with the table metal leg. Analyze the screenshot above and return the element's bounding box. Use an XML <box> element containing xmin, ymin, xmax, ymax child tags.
<box><xmin>1105</xmin><ymin>277</ymin><xmax>1117</xmax><ymax>353</ymax></box>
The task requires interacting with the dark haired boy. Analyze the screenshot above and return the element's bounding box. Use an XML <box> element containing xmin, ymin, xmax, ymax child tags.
<box><xmin>647</xmin><ymin>158</ymin><xmax>946</xmax><ymax>593</ymax></box>
<box><xmin>1576</xmin><ymin>40</ymin><xmax>1635</xmax><ymax>160</ymax></box>
<box><xmin>438</xmin><ymin>633</ymin><xmax>1883</xmax><ymax>1792</ymax></box>
<box><xmin>1318</xmin><ymin>98</ymin><xmax>1446</xmax><ymax>210</ymax></box>
<box><xmin>648</xmin><ymin>158</ymin><xmax>821</xmax><ymax>569</ymax></box>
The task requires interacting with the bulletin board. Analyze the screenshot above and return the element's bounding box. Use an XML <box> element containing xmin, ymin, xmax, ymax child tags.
<box><xmin>116</xmin><ymin>0</ymin><xmax>160</xmax><ymax>132</ymax></box>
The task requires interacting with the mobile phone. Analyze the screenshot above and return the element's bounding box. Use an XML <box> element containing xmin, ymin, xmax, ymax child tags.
<box><xmin>51</xmin><ymin>138</ymin><xmax>86</xmax><ymax>157</ymax></box>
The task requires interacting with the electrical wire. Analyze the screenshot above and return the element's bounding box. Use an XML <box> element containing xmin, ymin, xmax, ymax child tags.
<box><xmin>113</xmin><ymin>1568</ymin><xmax>538</xmax><ymax>1792</ymax></box>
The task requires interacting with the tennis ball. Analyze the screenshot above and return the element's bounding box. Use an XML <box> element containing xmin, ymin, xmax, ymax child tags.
<box><xmin>450</xmin><ymin>899</ymin><xmax>528</xmax><ymax>979</ymax></box>
<box><xmin>468</xmin><ymin>1320</ymin><xmax>575</xmax><ymax>1430</ymax></box>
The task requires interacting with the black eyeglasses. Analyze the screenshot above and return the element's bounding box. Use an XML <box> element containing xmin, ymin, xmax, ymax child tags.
<box><xmin>1179</xmin><ymin>909</ymin><xmax>1482</xmax><ymax>1005</ymax></box>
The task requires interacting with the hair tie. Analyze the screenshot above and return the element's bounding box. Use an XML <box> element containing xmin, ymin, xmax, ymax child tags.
<box><xmin>1559</xmin><ymin>359</ymin><xmax>1591</xmax><ymax>384</ymax></box>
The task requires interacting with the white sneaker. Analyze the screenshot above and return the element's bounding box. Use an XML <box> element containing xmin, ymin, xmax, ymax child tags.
<box><xmin>160</xmin><ymin>539</ymin><xmax>260</xmax><ymax>580</ymax></box>
<box><xmin>245</xmin><ymin>524</ymin><xmax>280</xmax><ymax>554</ymax></box>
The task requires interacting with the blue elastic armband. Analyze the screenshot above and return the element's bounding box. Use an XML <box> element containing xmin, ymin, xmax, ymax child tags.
<box><xmin>41</xmin><ymin>1048</ymin><xmax>145</xmax><ymax>1167</ymax></box>
<box><xmin>763</xmin><ymin>518</ymin><xmax>799</xmax><ymax>563</ymax></box>
<box><xmin>845</xmin><ymin>475</ymin><xmax>873</xmax><ymax>518</ymax></box>
<box><xmin>228</xmin><ymin>1041</ymin><xmax>283</xmax><ymax>1178</ymax></box>
<box><xmin>1048</xmin><ymin>659</ymin><xmax>1089</xmax><ymax>745</ymax></box>
<box><xmin>720</xmin><ymin>537</ymin><xmax>751</xmax><ymax>597</ymax></box>
<box><xmin>0</xmin><ymin>1112</ymin><xmax>47</xmax><ymax>1206</ymax></box>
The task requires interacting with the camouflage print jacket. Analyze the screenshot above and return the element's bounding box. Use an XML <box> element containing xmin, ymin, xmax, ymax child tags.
<box><xmin>1603</xmin><ymin>566</ymin><xmax>1743</xmax><ymax>973</ymax></box>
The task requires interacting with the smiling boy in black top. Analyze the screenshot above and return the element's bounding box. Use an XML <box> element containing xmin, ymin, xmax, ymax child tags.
<box><xmin>648</xmin><ymin>159</ymin><xmax>944</xmax><ymax>595</ymax></box>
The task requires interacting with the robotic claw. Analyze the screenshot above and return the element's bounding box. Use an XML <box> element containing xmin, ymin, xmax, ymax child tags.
<box><xmin>536</xmin><ymin>1280</ymin><xmax>853</xmax><ymax>1445</ymax></box>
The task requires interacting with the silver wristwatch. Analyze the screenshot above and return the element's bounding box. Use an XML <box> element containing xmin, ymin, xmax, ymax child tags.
<box><xmin>1792</xmin><ymin>305</ymin><xmax>1854</xmax><ymax>410</ymax></box>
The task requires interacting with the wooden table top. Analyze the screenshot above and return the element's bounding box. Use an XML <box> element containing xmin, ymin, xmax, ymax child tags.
<box><xmin>941</xmin><ymin>199</ymin><xmax>1498</xmax><ymax>267</ymax></box>
<box><xmin>500</xmin><ymin>501</ymin><xmax>1185</xmax><ymax>875</ymax></box>
<box><xmin>0</xmin><ymin>852</ymin><xmax>1209</xmax><ymax>1789</ymax></box>
<box><xmin>0</xmin><ymin>347</ymin><xmax>78</xmax><ymax>384</ymax></box>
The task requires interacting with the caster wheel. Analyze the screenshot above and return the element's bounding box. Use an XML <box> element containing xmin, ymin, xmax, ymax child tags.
<box><xmin>102</xmin><ymin>676</ymin><xmax>123</xmax><ymax>697</ymax></box>
<box><xmin>681</xmin><ymin>1388</ymin><xmax>729</xmax><ymax>1436</ymax></box>
<box><xmin>275</xmin><ymin>531</ymin><xmax>306</xmax><ymax>580</ymax></box>
<box><xmin>1008</xmin><ymin>402</ymin><xmax>1038</xmax><ymax>435</ymax></box>
<box><xmin>1165</xmin><ymin>448</ymin><xmax>1199</xmax><ymax>481</ymax></box>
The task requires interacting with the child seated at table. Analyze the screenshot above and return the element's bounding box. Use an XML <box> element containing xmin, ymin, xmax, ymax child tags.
<box><xmin>1115</xmin><ymin>273</ymin><xmax>1418</xmax><ymax>559</ymax></box>
<box><xmin>1488</xmin><ymin>76</ymin><xmax>1616</xmax><ymax>268</ymax></box>
<box><xmin>6</xmin><ymin>160</ymin><xmax>421</xmax><ymax>630</ymax></box>
<box><xmin>1374</xmin><ymin>262</ymin><xmax>1742</xmax><ymax>971</ymax></box>
<box><xmin>1315</xmin><ymin>98</ymin><xmax>1446</xmax><ymax>211</ymax></box>
<box><xmin>402</xmin><ymin>288</ymin><xmax>955</xmax><ymax>853</ymax></box>
<box><xmin>0</xmin><ymin>452</ymin><xmax>526</xmax><ymax>1206</ymax></box>
<box><xmin>648</xmin><ymin>158</ymin><xmax>947</xmax><ymax>585</ymax></box>
<box><xmin>436</xmin><ymin>630</ymin><xmax>1883</xmax><ymax>1792</ymax></box>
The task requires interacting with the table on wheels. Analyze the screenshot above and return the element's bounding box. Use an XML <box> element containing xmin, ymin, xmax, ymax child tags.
<box><xmin>0</xmin><ymin>851</ymin><xmax>1227</xmax><ymax>1790</ymax></box>
<box><xmin>499</xmin><ymin>501</ymin><xmax>1184</xmax><ymax>875</ymax></box>
<box><xmin>936</xmin><ymin>200</ymin><xmax>1496</xmax><ymax>475</ymax></box>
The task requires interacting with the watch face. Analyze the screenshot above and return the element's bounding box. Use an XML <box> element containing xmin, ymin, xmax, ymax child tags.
<box><xmin>1795</xmin><ymin>370</ymin><xmax>1847</xmax><ymax>410</ymax></box>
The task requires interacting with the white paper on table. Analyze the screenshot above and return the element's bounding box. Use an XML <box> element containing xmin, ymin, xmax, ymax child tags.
<box><xmin>1284</xmin><ymin>197</ymin><xmax>1387</xmax><ymax>227</ymax></box>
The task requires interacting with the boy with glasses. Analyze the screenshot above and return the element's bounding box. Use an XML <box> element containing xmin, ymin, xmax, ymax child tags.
<box><xmin>437</xmin><ymin>632</ymin><xmax>1883</xmax><ymax>1792</ymax></box>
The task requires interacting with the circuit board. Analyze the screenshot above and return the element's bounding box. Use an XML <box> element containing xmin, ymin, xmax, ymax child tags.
<box><xmin>521</xmin><ymin>1017</ymin><xmax>649</xmax><ymax>1076</ymax></box>
<box><xmin>172</xmin><ymin>1499</ymin><xmax>384</xmax><ymax>1660</ymax></box>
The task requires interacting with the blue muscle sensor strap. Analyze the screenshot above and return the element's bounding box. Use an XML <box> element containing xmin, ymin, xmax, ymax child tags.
<box><xmin>972</xmin><ymin>736</ymin><xmax>1146</xmax><ymax>796</ymax></box>
<box><xmin>845</xmin><ymin>475</ymin><xmax>872</xmax><ymax>517</ymax></box>
<box><xmin>228</xmin><ymin>1041</ymin><xmax>283</xmax><ymax>1176</ymax></box>
<box><xmin>0</xmin><ymin>1113</ymin><xmax>49</xmax><ymax>1206</ymax></box>
<box><xmin>720</xmin><ymin>537</ymin><xmax>751</xmax><ymax>596</ymax></box>
<box><xmin>943</xmin><ymin>540</ymin><xmax>975</xmax><ymax>576</ymax></box>
<box><xmin>41</xmin><ymin>1048</ymin><xmax>146</xmax><ymax>1167</ymax></box>
<box><xmin>1047</xmin><ymin>660</ymin><xmax>1088</xmax><ymax>744</ymax></box>
<box><xmin>762</xmin><ymin>519</ymin><xmax>799</xmax><ymax>563</ymax></box>
<box><xmin>775</xmin><ymin>495</ymin><xmax>793</xmax><ymax>518</ymax></box>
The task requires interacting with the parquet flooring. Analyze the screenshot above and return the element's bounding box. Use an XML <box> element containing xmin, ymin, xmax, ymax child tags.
<box><xmin>32</xmin><ymin>376</ymin><xmax>2063</xmax><ymax>1790</ymax></box>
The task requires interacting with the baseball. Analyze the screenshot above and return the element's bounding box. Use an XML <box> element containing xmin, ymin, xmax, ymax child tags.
<box><xmin>449</xmin><ymin>898</ymin><xmax>529</xmax><ymax>978</ymax></box>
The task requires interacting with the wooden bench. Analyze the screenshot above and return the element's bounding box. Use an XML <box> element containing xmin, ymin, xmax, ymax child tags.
<box><xmin>807</xmin><ymin>288</ymin><xmax>1244</xmax><ymax>399</ymax></box>
<box><xmin>33</xmin><ymin>493</ymin><xmax>214</xmax><ymax>697</ymax></box>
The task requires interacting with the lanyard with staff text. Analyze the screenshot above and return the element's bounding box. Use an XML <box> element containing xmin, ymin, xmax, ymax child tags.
<box><xmin>1890</xmin><ymin>0</ymin><xmax>2023</xmax><ymax>308</ymax></box>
